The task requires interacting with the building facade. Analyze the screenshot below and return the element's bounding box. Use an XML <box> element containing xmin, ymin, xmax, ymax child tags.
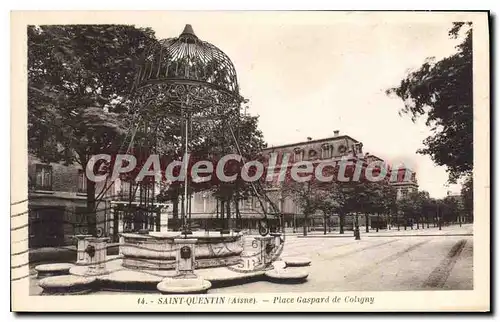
<box><xmin>173</xmin><ymin>130</ymin><xmax>420</xmax><ymax>232</ymax></box>
<box><xmin>28</xmin><ymin>154</ymin><xmax>116</xmax><ymax>247</ymax></box>
<box><xmin>181</xmin><ymin>130</ymin><xmax>418</xmax><ymax>232</ymax></box>
<box><xmin>259</xmin><ymin>131</ymin><xmax>419</xmax><ymax>231</ymax></box>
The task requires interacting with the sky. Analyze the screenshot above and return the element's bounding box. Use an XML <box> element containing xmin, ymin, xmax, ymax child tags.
<box><xmin>139</xmin><ymin>12</ymin><xmax>467</xmax><ymax>198</ymax></box>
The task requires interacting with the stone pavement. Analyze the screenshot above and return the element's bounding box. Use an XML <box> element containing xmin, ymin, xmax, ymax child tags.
<box><xmin>29</xmin><ymin>224</ymin><xmax>473</xmax><ymax>294</ymax></box>
<box><xmin>210</xmin><ymin>225</ymin><xmax>473</xmax><ymax>293</ymax></box>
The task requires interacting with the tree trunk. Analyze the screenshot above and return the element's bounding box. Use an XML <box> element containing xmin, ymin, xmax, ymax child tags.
<box><xmin>365</xmin><ymin>214</ymin><xmax>369</xmax><ymax>233</ymax></box>
<box><xmin>303</xmin><ymin>212</ymin><xmax>308</xmax><ymax>236</ymax></box>
<box><xmin>376</xmin><ymin>213</ymin><xmax>379</xmax><ymax>232</ymax></box>
<box><xmin>86</xmin><ymin>177</ymin><xmax>97</xmax><ymax>236</ymax></box>
<box><xmin>226</xmin><ymin>197</ymin><xmax>231</xmax><ymax>231</ymax></box>
<box><xmin>220</xmin><ymin>199</ymin><xmax>225</xmax><ymax>230</ymax></box>
<box><xmin>339</xmin><ymin>213</ymin><xmax>345</xmax><ymax>234</ymax></box>
<box><xmin>234</xmin><ymin>198</ymin><xmax>241</xmax><ymax>230</ymax></box>
<box><xmin>323</xmin><ymin>213</ymin><xmax>327</xmax><ymax>235</ymax></box>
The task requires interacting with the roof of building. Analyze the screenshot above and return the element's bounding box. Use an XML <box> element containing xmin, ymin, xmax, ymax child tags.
<box><xmin>263</xmin><ymin>135</ymin><xmax>359</xmax><ymax>151</ymax></box>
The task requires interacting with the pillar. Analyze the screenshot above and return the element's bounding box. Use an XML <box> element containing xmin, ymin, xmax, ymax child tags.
<box><xmin>84</xmin><ymin>237</ymin><xmax>109</xmax><ymax>275</ymax></box>
<box><xmin>254</xmin><ymin>235</ymin><xmax>274</xmax><ymax>269</ymax></box>
<box><xmin>174</xmin><ymin>238</ymin><xmax>197</xmax><ymax>278</ymax></box>
<box><xmin>160</xmin><ymin>206</ymin><xmax>169</xmax><ymax>233</ymax></box>
<box><xmin>270</xmin><ymin>232</ymin><xmax>282</xmax><ymax>248</ymax></box>
<box><xmin>74</xmin><ymin>234</ymin><xmax>92</xmax><ymax>264</ymax></box>
<box><xmin>119</xmin><ymin>234</ymin><xmax>125</xmax><ymax>256</ymax></box>
<box><xmin>117</xmin><ymin>208</ymin><xmax>124</xmax><ymax>234</ymax></box>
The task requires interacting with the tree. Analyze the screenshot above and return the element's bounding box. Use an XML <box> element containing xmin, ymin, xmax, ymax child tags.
<box><xmin>28</xmin><ymin>25</ymin><xmax>157</xmax><ymax>235</ymax></box>
<box><xmin>313</xmin><ymin>187</ymin><xmax>339</xmax><ymax>235</ymax></box>
<box><xmin>386</xmin><ymin>22</ymin><xmax>472</xmax><ymax>183</ymax></box>
<box><xmin>153</xmin><ymin>111</ymin><xmax>267</xmax><ymax>232</ymax></box>
<box><xmin>421</xmin><ymin>196</ymin><xmax>436</xmax><ymax>228</ymax></box>
<box><xmin>461</xmin><ymin>174</ymin><xmax>473</xmax><ymax>222</ymax></box>
<box><xmin>327</xmin><ymin>181</ymin><xmax>367</xmax><ymax>235</ymax></box>
<box><xmin>372</xmin><ymin>183</ymin><xmax>398</xmax><ymax>232</ymax></box>
<box><xmin>397</xmin><ymin>190</ymin><xmax>428</xmax><ymax>230</ymax></box>
<box><xmin>281</xmin><ymin>180</ymin><xmax>322</xmax><ymax>236</ymax></box>
<box><xmin>442</xmin><ymin>195</ymin><xmax>461</xmax><ymax>225</ymax></box>
<box><xmin>359</xmin><ymin>182</ymin><xmax>396</xmax><ymax>232</ymax></box>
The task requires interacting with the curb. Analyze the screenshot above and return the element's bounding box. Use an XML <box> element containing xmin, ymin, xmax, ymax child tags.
<box><xmin>297</xmin><ymin>233</ymin><xmax>473</xmax><ymax>238</ymax></box>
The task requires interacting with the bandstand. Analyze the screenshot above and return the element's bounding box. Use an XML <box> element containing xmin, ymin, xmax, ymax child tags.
<box><xmin>36</xmin><ymin>25</ymin><xmax>311</xmax><ymax>295</ymax></box>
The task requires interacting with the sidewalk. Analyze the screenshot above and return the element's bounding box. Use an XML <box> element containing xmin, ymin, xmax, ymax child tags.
<box><xmin>293</xmin><ymin>224</ymin><xmax>473</xmax><ymax>238</ymax></box>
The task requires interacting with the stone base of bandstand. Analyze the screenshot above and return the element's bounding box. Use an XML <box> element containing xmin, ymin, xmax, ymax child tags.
<box><xmin>38</xmin><ymin>275</ymin><xmax>97</xmax><ymax>295</ymax></box>
<box><xmin>69</xmin><ymin>256</ymin><xmax>268</xmax><ymax>292</ymax></box>
<box><xmin>154</xmin><ymin>237</ymin><xmax>212</xmax><ymax>294</ymax></box>
<box><xmin>157</xmin><ymin>277</ymin><xmax>212</xmax><ymax>294</ymax></box>
<box><xmin>121</xmin><ymin>255</ymin><xmax>241</xmax><ymax>271</ymax></box>
<box><xmin>35</xmin><ymin>263</ymin><xmax>74</xmax><ymax>279</ymax></box>
<box><xmin>265</xmin><ymin>268</ymin><xmax>309</xmax><ymax>284</ymax></box>
<box><xmin>36</xmin><ymin>232</ymin><xmax>311</xmax><ymax>294</ymax></box>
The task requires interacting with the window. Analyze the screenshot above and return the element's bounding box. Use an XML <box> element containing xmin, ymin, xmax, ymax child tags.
<box><xmin>35</xmin><ymin>164</ymin><xmax>52</xmax><ymax>190</ymax></box>
<box><xmin>294</xmin><ymin>148</ymin><xmax>304</xmax><ymax>162</ymax></box>
<box><xmin>78</xmin><ymin>170</ymin><xmax>87</xmax><ymax>193</ymax></box>
<box><xmin>321</xmin><ymin>144</ymin><xmax>333</xmax><ymax>159</ymax></box>
<box><xmin>308</xmin><ymin>149</ymin><xmax>318</xmax><ymax>160</ymax></box>
<box><xmin>121</xmin><ymin>180</ymin><xmax>131</xmax><ymax>197</ymax></box>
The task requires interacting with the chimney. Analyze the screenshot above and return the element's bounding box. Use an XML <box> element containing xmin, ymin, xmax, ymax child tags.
<box><xmin>307</xmin><ymin>137</ymin><xmax>312</xmax><ymax>141</ymax></box>
<box><xmin>333</xmin><ymin>130</ymin><xmax>340</xmax><ymax>137</ymax></box>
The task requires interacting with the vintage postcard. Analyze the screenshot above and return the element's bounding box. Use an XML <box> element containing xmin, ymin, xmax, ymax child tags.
<box><xmin>11</xmin><ymin>10</ymin><xmax>490</xmax><ymax>312</ymax></box>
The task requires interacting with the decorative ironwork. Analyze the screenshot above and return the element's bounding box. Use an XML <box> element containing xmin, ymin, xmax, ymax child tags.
<box><xmin>133</xmin><ymin>24</ymin><xmax>240</xmax><ymax>96</ymax></box>
<box><xmin>85</xmin><ymin>245</ymin><xmax>96</xmax><ymax>258</ymax></box>
<box><xmin>125</xmin><ymin>24</ymin><xmax>282</xmax><ymax>235</ymax></box>
<box><xmin>180</xmin><ymin>246</ymin><xmax>192</xmax><ymax>259</ymax></box>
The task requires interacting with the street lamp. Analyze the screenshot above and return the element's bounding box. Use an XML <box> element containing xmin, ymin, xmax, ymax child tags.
<box><xmin>293</xmin><ymin>212</ymin><xmax>296</xmax><ymax>233</ymax></box>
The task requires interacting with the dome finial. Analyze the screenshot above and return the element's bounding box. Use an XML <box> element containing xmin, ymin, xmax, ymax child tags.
<box><xmin>180</xmin><ymin>24</ymin><xmax>197</xmax><ymax>38</ymax></box>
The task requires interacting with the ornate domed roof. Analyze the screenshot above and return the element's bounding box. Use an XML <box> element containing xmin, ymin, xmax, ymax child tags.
<box><xmin>134</xmin><ymin>24</ymin><xmax>239</xmax><ymax>96</ymax></box>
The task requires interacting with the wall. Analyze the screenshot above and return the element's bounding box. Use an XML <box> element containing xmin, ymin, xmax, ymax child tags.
<box><xmin>28</xmin><ymin>155</ymin><xmax>112</xmax><ymax>247</ymax></box>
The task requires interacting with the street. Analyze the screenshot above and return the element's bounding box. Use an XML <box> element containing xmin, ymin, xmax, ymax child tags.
<box><xmin>210</xmin><ymin>224</ymin><xmax>473</xmax><ymax>293</ymax></box>
<box><xmin>28</xmin><ymin>224</ymin><xmax>473</xmax><ymax>295</ymax></box>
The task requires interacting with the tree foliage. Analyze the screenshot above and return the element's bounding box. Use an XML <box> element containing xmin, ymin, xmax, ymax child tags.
<box><xmin>28</xmin><ymin>24</ymin><xmax>157</xmax><ymax>235</ymax></box>
<box><xmin>28</xmin><ymin>25</ymin><xmax>157</xmax><ymax>164</ymax></box>
<box><xmin>441</xmin><ymin>195</ymin><xmax>463</xmax><ymax>223</ymax></box>
<box><xmin>461</xmin><ymin>174</ymin><xmax>473</xmax><ymax>219</ymax></box>
<box><xmin>386</xmin><ymin>22</ymin><xmax>473</xmax><ymax>183</ymax></box>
